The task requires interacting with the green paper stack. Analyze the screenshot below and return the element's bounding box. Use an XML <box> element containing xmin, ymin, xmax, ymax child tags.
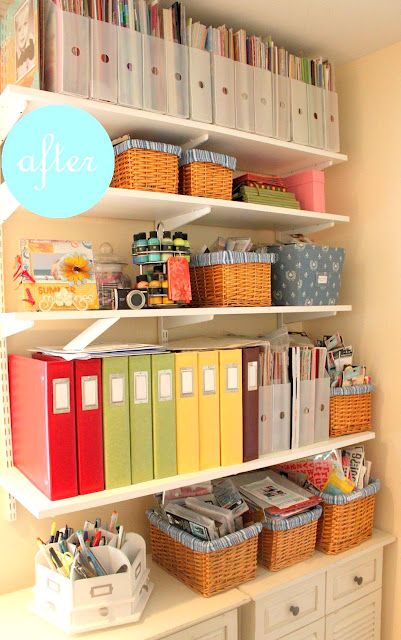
<box><xmin>233</xmin><ymin>185</ymin><xmax>300</xmax><ymax>208</ymax></box>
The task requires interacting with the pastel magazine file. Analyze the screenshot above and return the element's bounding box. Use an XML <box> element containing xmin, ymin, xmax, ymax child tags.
<box><xmin>198</xmin><ymin>350</ymin><xmax>220</xmax><ymax>470</ymax></box>
<box><xmin>34</xmin><ymin>531</ymin><xmax>153</xmax><ymax>633</ymax></box>
<box><xmin>151</xmin><ymin>353</ymin><xmax>177</xmax><ymax>478</ymax></box>
<box><xmin>9</xmin><ymin>355</ymin><xmax>78</xmax><ymax>500</ymax></box>
<box><xmin>242</xmin><ymin>346</ymin><xmax>260</xmax><ymax>461</ymax></box>
<box><xmin>219</xmin><ymin>348</ymin><xmax>243</xmax><ymax>465</ymax></box>
<box><xmin>175</xmin><ymin>351</ymin><xmax>199</xmax><ymax>474</ymax></box>
<box><xmin>102</xmin><ymin>357</ymin><xmax>131</xmax><ymax>489</ymax></box>
<box><xmin>74</xmin><ymin>359</ymin><xmax>105</xmax><ymax>494</ymax></box>
<box><xmin>259</xmin><ymin>383</ymin><xmax>291</xmax><ymax>455</ymax></box>
<box><xmin>128</xmin><ymin>355</ymin><xmax>154</xmax><ymax>484</ymax></box>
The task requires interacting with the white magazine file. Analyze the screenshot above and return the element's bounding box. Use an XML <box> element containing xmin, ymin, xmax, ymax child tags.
<box><xmin>188</xmin><ymin>47</ymin><xmax>213</xmax><ymax>123</ymax></box>
<box><xmin>307</xmin><ymin>84</ymin><xmax>325</xmax><ymax>148</ymax></box>
<box><xmin>323</xmin><ymin>89</ymin><xmax>340</xmax><ymax>152</ymax></box>
<box><xmin>235</xmin><ymin>61</ymin><xmax>255</xmax><ymax>133</ymax></box>
<box><xmin>117</xmin><ymin>27</ymin><xmax>143</xmax><ymax>109</ymax></box>
<box><xmin>290</xmin><ymin>78</ymin><xmax>309</xmax><ymax>145</ymax></box>
<box><xmin>142</xmin><ymin>34</ymin><xmax>167</xmax><ymax>114</ymax></box>
<box><xmin>273</xmin><ymin>73</ymin><xmax>291</xmax><ymax>140</ymax></box>
<box><xmin>90</xmin><ymin>19</ymin><xmax>118</xmax><ymax>103</ymax></box>
<box><xmin>314</xmin><ymin>376</ymin><xmax>330</xmax><ymax>442</ymax></box>
<box><xmin>211</xmin><ymin>54</ymin><xmax>236</xmax><ymax>128</ymax></box>
<box><xmin>165</xmin><ymin>41</ymin><xmax>189</xmax><ymax>119</ymax></box>
<box><xmin>253</xmin><ymin>67</ymin><xmax>274</xmax><ymax>137</ymax></box>
<box><xmin>259</xmin><ymin>383</ymin><xmax>291</xmax><ymax>455</ymax></box>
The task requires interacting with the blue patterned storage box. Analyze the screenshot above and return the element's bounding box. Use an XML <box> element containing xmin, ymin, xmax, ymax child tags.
<box><xmin>266</xmin><ymin>244</ymin><xmax>345</xmax><ymax>306</ymax></box>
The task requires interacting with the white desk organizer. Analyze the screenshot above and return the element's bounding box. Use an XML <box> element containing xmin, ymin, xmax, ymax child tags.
<box><xmin>34</xmin><ymin>529</ymin><xmax>153</xmax><ymax>634</ymax></box>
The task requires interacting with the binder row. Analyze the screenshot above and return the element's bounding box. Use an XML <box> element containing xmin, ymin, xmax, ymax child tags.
<box><xmin>9</xmin><ymin>347</ymin><xmax>331</xmax><ymax>501</ymax></box>
<box><xmin>42</xmin><ymin>0</ymin><xmax>340</xmax><ymax>152</ymax></box>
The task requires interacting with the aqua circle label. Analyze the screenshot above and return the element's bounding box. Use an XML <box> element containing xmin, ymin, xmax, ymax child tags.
<box><xmin>2</xmin><ymin>105</ymin><xmax>114</xmax><ymax>218</ymax></box>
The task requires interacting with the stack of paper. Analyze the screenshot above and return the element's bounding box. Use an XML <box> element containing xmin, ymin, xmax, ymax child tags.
<box><xmin>33</xmin><ymin>344</ymin><xmax>166</xmax><ymax>361</ymax></box>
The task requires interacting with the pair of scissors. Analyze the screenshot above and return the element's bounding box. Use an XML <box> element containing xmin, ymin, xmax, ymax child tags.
<box><xmin>55</xmin><ymin>550</ymin><xmax>74</xmax><ymax>577</ymax></box>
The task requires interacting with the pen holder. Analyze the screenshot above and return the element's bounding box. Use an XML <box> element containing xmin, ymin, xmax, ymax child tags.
<box><xmin>34</xmin><ymin>532</ymin><xmax>153</xmax><ymax>633</ymax></box>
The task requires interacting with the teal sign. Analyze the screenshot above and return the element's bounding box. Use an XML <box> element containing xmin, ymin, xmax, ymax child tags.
<box><xmin>2</xmin><ymin>105</ymin><xmax>114</xmax><ymax>218</ymax></box>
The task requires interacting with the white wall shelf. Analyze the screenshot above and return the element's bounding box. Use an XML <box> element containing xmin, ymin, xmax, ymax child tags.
<box><xmin>83</xmin><ymin>188</ymin><xmax>350</xmax><ymax>231</ymax></box>
<box><xmin>0</xmin><ymin>431</ymin><xmax>375</xmax><ymax>519</ymax></box>
<box><xmin>0</xmin><ymin>85</ymin><xmax>347</xmax><ymax>175</ymax></box>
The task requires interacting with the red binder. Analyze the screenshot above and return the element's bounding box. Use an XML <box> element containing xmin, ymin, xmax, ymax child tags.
<box><xmin>9</xmin><ymin>355</ymin><xmax>78</xmax><ymax>500</ymax></box>
<box><xmin>242</xmin><ymin>347</ymin><xmax>260</xmax><ymax>462</ymax></box>
<box><xmin>74</xmin><ymin>359</ymin><xmax>104</xmax><ymax>494</ymax></box>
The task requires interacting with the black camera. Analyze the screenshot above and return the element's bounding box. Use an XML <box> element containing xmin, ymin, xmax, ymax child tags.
<box><xmin>113</xmin><ymin>288</ymin><xmax>147</xmax><ymax>310</ymax></box>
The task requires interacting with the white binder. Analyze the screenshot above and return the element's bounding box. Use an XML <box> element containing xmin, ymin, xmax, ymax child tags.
<box><xmin>323</xmin><ymin>89</ymin><xmax>340</xmax><ymax>152</ymax></box>
<box><xmin>90</xmin><ymin>19</ymin><xmax>118</xmax><ymax>103</ymax></box>
<box><xmin>117</xmin><ymin>27</ymin><xmax>143</xmax><ymax>109</ymax></box>
<box><xmin>299</xmin><ymin>379</ymin><xmax>316</xmax><ymax>447</ymax></box>
<box><xmin>142</xmin><ymin>34</ymin><xmax>167</xmax><ymax>114</ymax></box>
<box><xmin>307</xmin><ymin>84</ymin><xmax>325</xmax><ymax>148</ymax></box>
<box><xmin>259</xmin><ymin>383</ymin><xmax>291</xmax><ymax>454</ymax></box>
<box><xmin>188</xmin><ymin>47</ymin><xmax>212</xmax><ymax>123</ymax></box>
<box><xmin>290</xmin><ymin>78</ymin><xmax>309</xmax><ymax>145</ymax></box>
<box><xmin>43</xmin><ymin>0</ymin><xmax>89</xmax><ymax>97</ymax></box>
<box><xmin>211</xmin><ymin>54</ymin><xmax>236</xmax><ymax>129</ymax></box>
<box><xmin>165</xmin><ymin>41</ymin><xmax>189</xmax><ymax>119</ymax></box>
<box><xmin>235</xmin><ymin>62</ymin><xmax>255</xmax><ymax>133</ymax></box>
<box><xmin>273</xmin><ymin>73</ymin><xmax>291</xmax><ymax>140</ymax></box>
<box><xmin>253</xmin><ymin>67</ymin><xmax>273</xmax><ymax>137</ymax></box>
<box><xmin>314</xmin><ymin>376</ymin><xmax>330</xmax><ymax>442</ymax></box>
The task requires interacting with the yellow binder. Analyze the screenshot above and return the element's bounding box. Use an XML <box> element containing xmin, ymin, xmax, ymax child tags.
<box><xmin>198</xmin><ymin>350</ymin><xmax>220</xmax><ymax>470</ymax></box>
<box><xmin>219</xmin><ymin>349</ymin><xmax>243</xmax><ymax>466</ymax></box>
<box><xmin>175</xmin><ymin>351</ymin><xmax>199</xmax><ymax>473</ymax></box>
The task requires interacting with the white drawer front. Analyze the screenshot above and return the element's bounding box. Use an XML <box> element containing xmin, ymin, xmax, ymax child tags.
<box><xmin>254</xmin><ymin>574</ymin><xmax>325</xmax><ymax>640</ymax></box>
<box><xmin>325</xmin><ymin>590</ymin><xmax>381</xmax><ymax>640</ymax></box>
<box><xmin>326</xmin><ymin>549</ymin><xmax>383</xmax><ymax>613</ymax></box>
<box><xmin>279</xmin><ymin>617</ymin><xmax>325</xmax><ymax>639</ymax></box>
<box><xmin>166</xmin><ymin>610</ymin><xmax>237</xmax><ymax>640</ymax></box>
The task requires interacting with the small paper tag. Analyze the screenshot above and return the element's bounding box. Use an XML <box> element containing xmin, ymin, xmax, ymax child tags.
<box><xmin>317</xmin><ymin>273</ymin><xmax>328</xmax><ymax>285</ymax></box>
<box><xmin>248</xmin><ymin>361</ymin><xmax>258</xmax><ymax>391</ymax></box>
<box><xmin>203</xmin><ymin>365</ymin><xmax>216</xmax><ymax>395</ymax></box>
<box><xmin>134</xmin><ymin>371</ymin><xmax>148</xmax><ymax>404</ymax></box>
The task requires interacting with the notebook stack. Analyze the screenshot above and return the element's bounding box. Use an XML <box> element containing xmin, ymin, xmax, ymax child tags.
<box><xmin>233</xmin><ymin>173</ymin><xmax>300</xmax><ymax>209</ymax></box>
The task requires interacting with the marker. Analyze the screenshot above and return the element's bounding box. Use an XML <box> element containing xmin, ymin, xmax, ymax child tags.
<box><xmin>93</xmin><ymin>530</ymin><xmax>102</xmax><ymax>547</ymax></box>
<box><xmin>117</xmin><ymin>525</ymin><xmax>125</xmax><ymax>550</ymax></box>
<box><xmin>95</xmin><ymin>518</ymin><xmax>101</xmax><ymax>529</ymax></box>
<box><xmin>109</xmin><ymin>510</ymin><xmax>118</xmax><ymax>533</ymax></box>
<box><xmin>49</xmin><ymin>521</ymin><xmax>57</xmax><ymax>543</ymax></box>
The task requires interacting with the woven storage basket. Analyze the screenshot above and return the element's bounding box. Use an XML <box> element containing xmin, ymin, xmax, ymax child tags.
<box><xmin>259</xmin><ymin>506</ymin><xmax>322</xmax><ymax>571</ymax></box>
<box><xmin>147</xmin><ymin>510</ymin><xmax>262</xmax><ymax>597</ymax></box>
<box><xmin>329</xmin><ymin>385</ymin><xmax>373</xmax><ymax>437</ymax></box>
<box><xmin>111</xmin><ymin>139</ymin><xmax>181</xmax><ymax>193</ymax></box>
<box><xmin>179</xmin><ymin>149</ymin><xmax>236</xmax><ymax>199</ymax></box>
<box><xmin>310</xmin><ymin>480</ymin><xmax>380</xmax><ymax>555</ymax></box>
<box><xmin>190</xmin><ymin>252</ymin><xmax>275</xmax><ymax>307</ymax></box>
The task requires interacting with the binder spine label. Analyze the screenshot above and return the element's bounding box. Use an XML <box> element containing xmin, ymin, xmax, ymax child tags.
<box><xmin>109</xmin><ymin>373</ymin><xmax>125</xmax><ymax>405</ymax></box>
<box><xmin>81</xmin><ymin>376</ymin><xmax>99</xmax><ymax>411</ymax></box>
<box><xmin>202</xmin><ymin>365</ymin><xmax>216</xmax><ymax>395</ymax></box>
<box><xmin>226</xmin><ymin>364</ymin><xmax>239</xmax><ymax>392</ymax></box>
<box><xmin>52</xmin><ymin>378</ymin><xmax>70</xmax><ymax>414</ymax></box>
<box><xmin>158</xmin><ymin>369</ymin><xmax>172</xmax><ymax>401</ymax></box>
<box><xmin>134</xmin><ymin>371</ymin><xmax>149</xmax><ymax>404</ymax></box>
<box><xmin>180</xmin><ymin>367</ymin><xmax>194</xmax><ymax>397</ymax></box>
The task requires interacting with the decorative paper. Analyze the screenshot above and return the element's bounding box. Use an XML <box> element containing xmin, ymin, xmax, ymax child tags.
<box><xmin>19</xmin><ymin>239</ymin><xmax>99</xmax><ymax>311</ymax></box>
<box><xmin>167</xmin><ymin>257</ymin><xmax>192</xmax><ymax>304</ymax></box>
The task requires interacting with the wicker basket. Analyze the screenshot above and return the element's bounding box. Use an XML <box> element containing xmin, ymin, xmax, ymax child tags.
<box><xmin>190</xmin><ymin>262</ymin><xmax>272</xmax><ymax>307</ymax></box>
<box><xmin>147</xmin><ymin>510</ymin><xmax>262</xmax><ymax>597</ymax></box>
<box><xmin>329</xmin><ymin>386</ymin><xmax>373</xmax><ymax>437</ymax></box>
<box><xmin>311</xmin><ymin>480</ymin><xmax>380</xmax><ymax>555</ymax></box>
<box><xmin>180</xmin><ymin>162</ymin><xmax>233</xmax><ymax>199</ymax></box>
<box><xmin>111</xmin><ymin>140</ymin><xmax>181</xmax><ymax>193</ymax></box>
<box><xmin>259</xmin><ymin>506</ymin><xmax>322</xmax><ymax>571</ymax></box>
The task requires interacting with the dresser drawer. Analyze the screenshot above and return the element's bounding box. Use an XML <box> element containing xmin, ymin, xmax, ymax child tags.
<box><xmin>279</xmin><ymin>618</ymin><xmax>325</xmax><ymax>639</ymax></box>
<box><xmin>325</xmin><ymin>590</ymin><xmax>381</xmax><ymax>640</ymax></box>
<box><xmin>326</xmin><ymin>548</ymin><xmax>383</xmax><ymax>613</ymax></box>
<box><xmin>165</xmin><ymin>610</ymin><xmax>238</xmax><ymax>640</ymax></box>
<box><xmin>241</xmin><ymin>574</ymin><xmax>325</xmax><ymax>640</ymax></box>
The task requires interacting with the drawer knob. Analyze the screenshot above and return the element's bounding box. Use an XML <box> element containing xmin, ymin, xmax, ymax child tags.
<box><xmin>290</xmin><ymin>605</ymin><xmax>300</xmax><ymax>617</ymax></box>
<box><xmin>354</xmin><ymin>575</ymin><xmax>363</xmax><ymax>586</ymax></box>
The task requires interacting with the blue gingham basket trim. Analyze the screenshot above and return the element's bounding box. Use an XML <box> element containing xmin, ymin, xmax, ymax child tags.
<box><xmin>147</xmin><ymin>509</ymin><xmax>262</xmax><ymax>552</ymax></box>
<box><xmin>330</xmin><ymin>383</ymin><xmax>375</xmax><ymax>397</ymax></box>
<box><xmin>308</xmin><ymin>479</ymin><xmax>380</xmax><ymax>505</ymax></box>
<box><xmin>114</xmin><ymin>139</ymin><xmax>182</xmax><ymax>157</ymax></box>
<box><xmin>180</xmin><ymin>149</ymin><xmax>237</xmax><ymax>171</ymax></box>
<box><xmin>262</xmin><ymin>505</ymin><xmax>322</xmax><ymax>531</ymax></box>
<box><xmin>190</xmin><ymin>251</ymin><xmax>277</xmax><ymax>267</ymax></box>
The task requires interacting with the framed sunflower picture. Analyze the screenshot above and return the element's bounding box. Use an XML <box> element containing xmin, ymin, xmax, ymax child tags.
<box><xmin>19</xmin><ymin>239</ymin><xmax>99</xmax><ymax>311</ymax></box>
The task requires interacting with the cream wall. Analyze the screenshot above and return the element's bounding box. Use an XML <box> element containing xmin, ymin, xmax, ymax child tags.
<box><xmin>304</xmin><ymin>40</ymin><xmax>401</xmax><ymax>639</ymax></box>
<box><xmin>0</xmin><ymin>210</ymin><xmax>278</xmax><ymax>594</ymax></box>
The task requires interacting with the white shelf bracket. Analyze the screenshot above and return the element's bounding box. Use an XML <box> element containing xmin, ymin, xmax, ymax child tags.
<box><xmin>281</xmin><ymin>159</ymin><xmax>334</xmax><ymax>177</ymax></box>
<box><xmin>276</xmin><ymin>221</ymin><xmax>334</xmax><ymax>243</ymax></box>
<box><xmin>158</xmin><ymin>206</ymin><xmax>211</xmax><ymax>232</ymax></box>
<box><xmin>0</xmin><ymin>314</ymin><xmax>34</xmax><ymax>338</ymax></box>
<box><xmin>158</xmin><ymin>314</ymin><xmax>215</xmax><ymax>345</ymax></box>
<box><xmin>181</xmin><ymin>133</ymin><xmax>209</xmax><ymax>152</ymax></box>
<box><xmin>63</xmin><ymin>317</ymin><xmax>119</xmax><ymax>352</ymax></box>
<box><xmin>285</xmin><ymin>310</ymin><xmax>338</xmax><ymax>324</ymax></box>
<box><xmin>0</xmin><ymin>94</ymin><xmax>27</xmax><ymax>145</ymax></box>
<box><xmin>0</xmin><ymin>182</ymin><xmax>20</xmax><ymax>222</ymax></box>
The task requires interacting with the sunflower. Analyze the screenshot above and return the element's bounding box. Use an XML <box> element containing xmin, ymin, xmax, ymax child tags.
<box><xmin>60</xmin><ymin>253</ymin><xmax>93</xmax><ymax>286</ymax></box>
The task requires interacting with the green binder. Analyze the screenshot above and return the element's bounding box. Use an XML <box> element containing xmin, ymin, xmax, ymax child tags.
<box><xmin>151</xmin><ymin>353</ymin><xmax>177</xmax><ymax>479</ymax></box>
<box><xmin>129</xmin><ymin>355</ymin><xmax>154</xmax><ymax>483</ymax></box>
<box><xmin>102</xmin><ymin>357</ymin><xmax>131</xmax><ymax>489</ymax></box>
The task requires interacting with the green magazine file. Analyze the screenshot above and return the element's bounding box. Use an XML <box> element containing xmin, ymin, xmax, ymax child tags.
<box><xmin>129</xmin><ymin>355</ymin><xmax>154</xmax><ymax>483</ymax></box>
<box><xmin>151</xmin><ymin>353</ymin><xmax>177</xmax><ymax>479</ymax></box>
<box><xmin>102</xmin><ymin>357</ymin><xmax>131</xmax><ymax>489</ymax></box>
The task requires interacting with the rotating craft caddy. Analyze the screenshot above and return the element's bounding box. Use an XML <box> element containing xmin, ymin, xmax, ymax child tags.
<box><xmin>34</xmin><ymin>529</ymin><xmax>153</xmax><ymax>634</ymax></box>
